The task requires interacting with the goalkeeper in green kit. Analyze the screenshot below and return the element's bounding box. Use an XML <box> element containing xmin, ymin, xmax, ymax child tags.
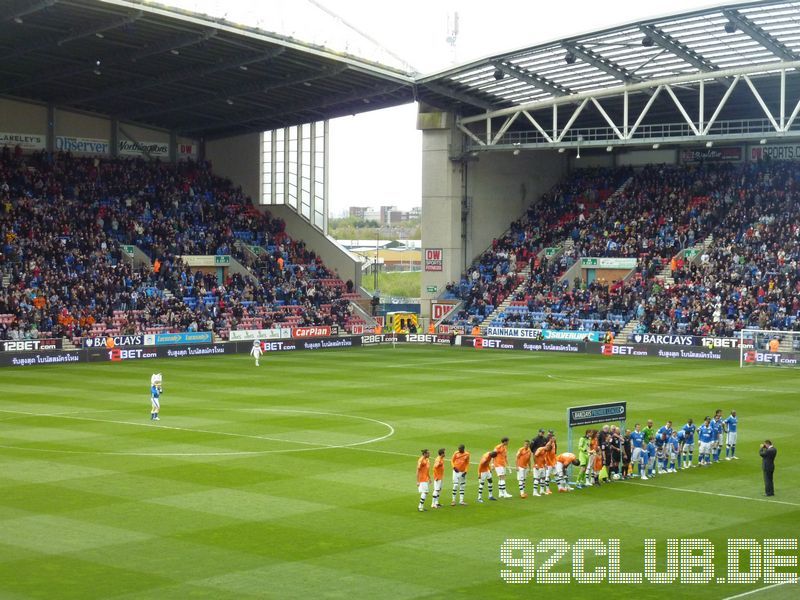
<box><xmin>575</xmin><ymin>429</ymin><xmax>591</xmax><ymax>489</ymax></box>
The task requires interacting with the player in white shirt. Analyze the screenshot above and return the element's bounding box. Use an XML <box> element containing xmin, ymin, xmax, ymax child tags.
<box><xmin>150</xmin><ymin>373</ymin><xmax>162</xmax><ymax>421</ymax></box>
<box><xmin>250</xmin><ymin>339</ymin><xmax>263</xmax><ymax>366</ymax></box>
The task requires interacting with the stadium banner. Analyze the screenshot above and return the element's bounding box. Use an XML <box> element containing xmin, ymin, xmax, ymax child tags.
<box><xmin>177</xmin><ymin>255</ymin><xmax>232</xmax><ymax>267</ymax></box>
<box><xmin>486</xmin><ymin>327</ymin><xmax>543</xmax><ymax>338</ymax></box>
<box><xmin>542</xmin><ymin>329</ymin><xmax>601</xmax><ymax>342</ymax></box>
<box><xmin>82</xmin><ymin>334</ymin><xmax>146</xmax><ymax>348</ymax></box>
<box><xmin>749</xmin><ymin>143</ymin><xmax>800</xmax><ymax>161</ymax></box>
<box><xmin>485</xmin><ymin>327</ymin><xmax>601</xmax><ymax>342</ymax></box>
<box><xmin>404</xmin><ymin>334</ymin><xmax>452</xmax><ymax>344</ymax></box>
<box><xmin>177</xmin><ymin>142</ymin><xmax>198</xmax><ymax>159</ymax></box>
<box><xmin>1</xmin><ymin>339</ymin><xmax>62</xmax><ymax>352</ymax></box>
<box><xmin>153</xmin><ymin>332</ymin><xmax>213</xmax><ymax>346</ymax></box>
<box><xmin>628</xmin><ymin>333</ymin><xmax>753</xmax><ymax>349</ymax></box>
<box><xmin>118</xmin><ymin>139</ymin><xmax>169</xmax><ymax>157</ymax></box>
<box><xmin>292</xmin><ymin>326</ymin><xmax>331</xmax><ymax>338</ymax></box>
<box><xmin>228</xmin><ymin>328</ymin><xmax>291</xmax><ymax>341</ymax></box>
<box><xmin>424</xmin><ymin>248</ymin><xmax>443</xmax><ymax>271</ymax></box>
<box><xmin>88</xmin><ymin>343</ymin><xmax>234</xmax><ymax>362</ymax></box>
<box><xmin>588</xmin><ymin>341</ymin><xmax>738</xmax><ymax>361</ymax></box>
<box><xmin>680</xmin><ymin>146</ymin><xmax>742</xmax><ymax>163</ymax></box>
<box><xmin>462</xmin><ymin>336</ymin><xmax>584</xmax><ymax>353</ymax></box>
<box><xmin>431</xmin><ymin>302</ymin><xmax>458</xmax><ymax>321</ymax></box>
<box><xmin>580</xmin><ymin>257</ymin><xmax>637</xmax><ymax>269</ymax></box>
<box><xmin>568</xmin><ymin>402</ymin><xmax>627</xmax><ymax>427</ymax></box>
<box><xmin>55</xmin><ymin>136</ymin><xmax>109</xmax><ymax>155</ymax></box>
<box><xmin>247</xmin><ymin>336</ymin><xmax>362</xmax><ymax>353</ymax></box>
<box><xmin>0</xmin><ymin>131</ymin><xmax>46</xmax><ymax>150</ymax></box>
<box><xmin>0</xmin><ymin>349</ymin><xmax>85</xmax><ymax>367</ymax></box>
<box><xmin>359</xmin><ymin>333</ymin><xmax>399</xmax><ymax>345</ymax></box>
<box><xmin>742</xmin><ymin>349</ymin><xmax>800</xmax><ymax>366</ymax></box>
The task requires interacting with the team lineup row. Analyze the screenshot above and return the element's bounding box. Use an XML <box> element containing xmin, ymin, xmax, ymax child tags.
<box><xmin>415</xmin><ymin>410</ymin><xmax>739</xmax><ymax>511</ymax></box>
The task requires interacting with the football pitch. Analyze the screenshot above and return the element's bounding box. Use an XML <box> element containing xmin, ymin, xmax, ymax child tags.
<box><xmin>1</xmin><ymin>345</ymin><xmax>798</xmax><ymax>599</ymax></box>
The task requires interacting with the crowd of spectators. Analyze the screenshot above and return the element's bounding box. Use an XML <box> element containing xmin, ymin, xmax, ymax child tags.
<box><xmin>446</xmin><ymin>160</ymin><xmax>800</xmax><ymax>337</ymax></box>
<box><xmin>0</xmin><ymin>149</ymin><xmax>358</xmax><ymax>341</ymax></box>
<box><xmin>638</xmin><ymin>161</ymin><xmax>800</xmax><ymax>337</ymax></box>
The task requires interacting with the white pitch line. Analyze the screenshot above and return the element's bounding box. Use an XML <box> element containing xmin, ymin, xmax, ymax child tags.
<box><xmin>0</xmin><ymin>408</ymin><xmax>395</xmax><ymax>457</ymax></box>
<box><xmin>627</xmin><ymin>480</ymin><xmax>800</xmax><ymax>508</ymax></box>
<box><xmin>721</xmin><ymin>577</ymin><xmax>799</xmax><ymax>600</ymax></box>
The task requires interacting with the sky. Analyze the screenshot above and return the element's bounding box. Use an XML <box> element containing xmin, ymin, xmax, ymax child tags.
<box><xmin>161</xmin><ymin>0</ymin><xmax>726</xmax><ymax>214</ymax></box>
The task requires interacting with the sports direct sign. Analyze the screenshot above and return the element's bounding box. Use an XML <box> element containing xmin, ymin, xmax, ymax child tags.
<box><xmin>424</xmin><ymin>248</ymin><xmax>443</xmax><ymax>272</ymax></box>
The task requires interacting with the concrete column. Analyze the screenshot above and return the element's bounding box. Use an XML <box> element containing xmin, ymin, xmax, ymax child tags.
<box><xmin>419</xmin><ymin>111</ymin><xmax>464</xmax><ymax>302</ymax></box>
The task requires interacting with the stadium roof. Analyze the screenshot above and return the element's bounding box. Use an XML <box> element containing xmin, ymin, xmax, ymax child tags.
<box><xmin>416</xmin><ymin>0</ymin><xmax>800</xmax><ymax>116</ymax></box>
<box><xmin>3</xmin><ymin>1</ymin><xmax>800</xmax><ymax>141</ymax></box>
<box><xmin>0</xmin><ymin>0</ymin><xmax>415</xmax><ymax>139</ymax></box>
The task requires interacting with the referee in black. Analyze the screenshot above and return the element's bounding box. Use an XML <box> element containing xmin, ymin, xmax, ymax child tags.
<box><xmin>759</xmin><ymin>440</ymin><xmax>777</xmax><ymax>497</ymax></box>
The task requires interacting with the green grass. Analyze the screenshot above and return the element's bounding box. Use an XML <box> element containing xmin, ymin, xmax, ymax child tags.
<box><xmin>1</xmin><ymin>346</ymin><xmax>798</xmax><ymax>599</ymax></box>
<box><xmin>362</xmin><ymin>271</ymin><xmax>421</xmax><ymax>298</ymax></box>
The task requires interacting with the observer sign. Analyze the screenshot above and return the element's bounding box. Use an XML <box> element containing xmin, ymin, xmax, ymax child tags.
<box><xmin>55</xmin><ymin>136</ymin><xmax>109</xmax><ymax>155</ymax></box>
<box><xmin>569</xmin><ymin>402</ymin><xmax>627</xmax><ymax>427</ymax></box>
<box><xmin>424</xmin><ymin>248</ymin><xmax>443</xmax><ymax>272</ymax></box>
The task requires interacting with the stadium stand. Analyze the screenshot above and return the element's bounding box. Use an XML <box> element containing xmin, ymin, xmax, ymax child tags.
<box><xmin>444</xmin><ymin>160</ymin><xmax>800</xmax><ymax>337</ymax></box>
<box><xmin>0</xmin><ymin>150</ymin><xmax>363</xmax><ymax>341</ymax></box>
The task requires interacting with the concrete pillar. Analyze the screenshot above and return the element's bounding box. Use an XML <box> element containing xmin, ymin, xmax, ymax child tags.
<box><xmin>419</xmin><ymin>110</ymin><xmax>464</xmax><ymax>302</ymax></box>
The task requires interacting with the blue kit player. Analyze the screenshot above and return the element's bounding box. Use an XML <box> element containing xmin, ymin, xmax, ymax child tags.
<box><xmin>667</xmin><ymin>430</ymin><xmax>680</xmax><ymax>472</ymax></box>
<box><xmin>645</xmin><ymin>440</ymin><xmax>657</xmax><ymax>477</ymax></box>
<box><xmin>711</xmin><ymin>412</ymin><xmax>724</xmax><ymax>463</ymax></box>
<box><xmin>654</xmin><ymin>433</ymin><xmax>668</xmax><ymax>474</ymax></box>
<box><xmin>681</xmin><ymin>419</ymin><xmax>696</xmax><ymax>468</ymax></box>
<box><xmin>630</xmin><ymin>424</ymin><xmax>646</xmax><ymax>480</ymax></box>
<box><xmin>698</xmin><ymin>417</ymin><xmax>714</xmax><ymax>466</ymax></box>
<box><xmin>150</xmin><ymin>373</ymin><xmax>162</xmax><ymax>421</ymax></box>
<box><xmin>725</xmin><ymin>410</ymin><xmax>738</xmax><ymax>460</ymax></box>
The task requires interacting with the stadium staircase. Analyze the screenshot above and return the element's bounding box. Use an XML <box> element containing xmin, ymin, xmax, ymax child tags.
<box><xmin>617</xmin><ymin>319</ymin><xmax>639</xmax><ymax>341</ymax></box>
<box><xmin>477</xmin><ymin>261</ymin><xmax>532</xmax><ymax>332</ymax></box>
<box><xmin>655</xmin><ymin>234</ymin><xmax>714</xmax><ymax>287</ymax></box>
<box><xmin>476</xmin><ymin>176</ymin><xmax>636</xmax><ymax>333</ymax></box>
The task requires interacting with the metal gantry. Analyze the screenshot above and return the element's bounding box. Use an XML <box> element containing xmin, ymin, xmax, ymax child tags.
<box><xmin>456</xmin><ymin>61</ymin><xmax>800</xmax><ymax>150</ymax></box>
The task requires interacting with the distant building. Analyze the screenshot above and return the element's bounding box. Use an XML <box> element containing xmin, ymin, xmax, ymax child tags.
<box><xmin>349</xmin><ymin>206</ymin><xmax>368</xmax><ymax>219</ymax></box>
<box><xmin>346</xmin><ymin>205</ymin><xmax>421</xmax><ymax>225</ymax></box>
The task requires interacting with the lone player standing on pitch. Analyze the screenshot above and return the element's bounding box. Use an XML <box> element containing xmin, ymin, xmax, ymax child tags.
<box><xmin>150</xmin><ymin>373</ymin><xmax>162</xmax><ymax>421</ymax></box>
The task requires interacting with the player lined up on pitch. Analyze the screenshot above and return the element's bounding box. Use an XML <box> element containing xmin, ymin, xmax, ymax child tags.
<box><xmin>415</xmin><ymin>410</ymin><xmax>738</xmax><ymax>511</ymax></box>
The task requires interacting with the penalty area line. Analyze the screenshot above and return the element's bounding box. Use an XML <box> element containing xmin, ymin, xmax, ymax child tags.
<box><xmin>721</xmin><ymin>577</ymin><xmax>799</xmax><ymax>600</ymax></box>
<box><xmin>627</xmin><ymin>480</ymin><xmax>800</xmax><ymax>508</ymax></box>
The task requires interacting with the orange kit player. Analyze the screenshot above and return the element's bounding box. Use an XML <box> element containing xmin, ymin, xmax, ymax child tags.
<box><xmin>532</xmin><ymin>442</ymin><xmax>549</xmax><ymax>496</ymax></box>
<box><xmin>493</xmin><ymin>437</ymin><xmax>512</xmax><ymax>499</ymax></box>
<box><xmin>555</xmin><ymin>452</ymin><xmax>580</xmax><ymax>492</ymax></box>
<box><xmin>544</xmin><ymin>435</ymin><xmax>557</xmax><ymax>493</ymax></box>
<box><xmin>515</xmin><ymin>440</ymin><xmax>532</xmax><ymax>498</ymax></box>
<box><xmin>451</xmin><ymin>444</ymin><xmax>470</xmax><ymax>506</ymax></box>
<box><xmin>477</xmin><ymin>450</ymin><xmax>498</xmax><ymax>503</ymax></box>
<box><xmin>431</xmin><ymin>448</ymin><xmax>445</xmax><ymax>509</ymax></box>
<box><xmin>417</xmin><ymin>449</ymin><xmax>431</xmax><ymax>512</ymax></box>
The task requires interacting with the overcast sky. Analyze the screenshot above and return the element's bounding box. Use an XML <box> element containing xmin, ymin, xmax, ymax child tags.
<box><xmin>163</xmin><ymin>0</ymin><xmax>728</xmax><ymax>214</ymax></box>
